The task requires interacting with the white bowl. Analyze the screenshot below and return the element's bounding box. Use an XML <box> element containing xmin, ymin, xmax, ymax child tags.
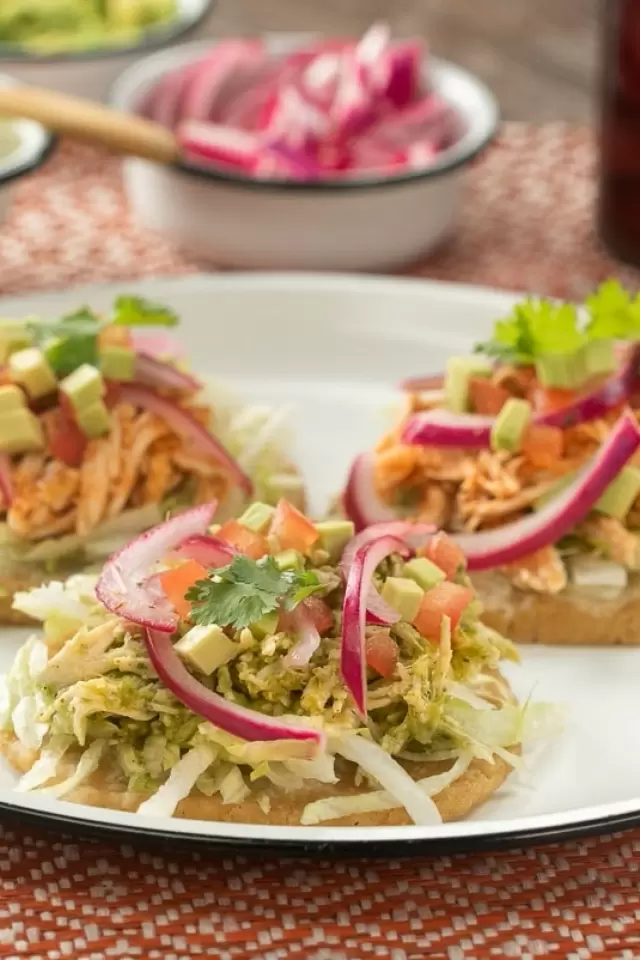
<box><xmin>111</xmin><ymin>36</ymin><xmax>499</xmax><ymax>273</ymax></box>
<box><xmin>0</xmin><ymin>74</ymin><xmax>55</xmax><ymax>224</ymax></box>
<box><xmin>0</xmin><ymin>0</ymin><xmax>215</xmax><ymax>102</ymax></box>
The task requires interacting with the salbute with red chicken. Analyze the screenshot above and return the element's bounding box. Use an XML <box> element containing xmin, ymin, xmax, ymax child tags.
<box><xmin>0</xmin><ymin>499</ymin><xmax>553</xmax><ymax>826</ymax></box>
<box><xmin>0</xmin><ymin>296</ymin><xmax>301</xmax><ymax>623</ymax></box>
<box><xmin>343</xmin><ymin>281</ymin><xmax>640</xmax><ymax>645</ymax></box>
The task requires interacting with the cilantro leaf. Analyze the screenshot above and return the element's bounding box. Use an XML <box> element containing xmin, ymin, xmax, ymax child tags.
<box><xmin>585</xmin><ymin>279</ymin><xmax>640</xmax><ymax>340</ymax></box>
<box><xmin>113</xmin><ymin>296</ymin><xmax>178</xmax><ymax>328</ymax></box>
<box><xmin>27</xmin><ymin>308</ymin><xmax>102</xmax><ymax>376</ymax></box>
<box><xmin>186</xmin><ymin>555</ymin><xmax>322</xmax><ymax>631</ymax></box>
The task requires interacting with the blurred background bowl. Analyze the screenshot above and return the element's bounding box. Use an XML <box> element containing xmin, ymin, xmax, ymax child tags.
<box><xmin>110</xmin><ymin>35</ymin><xmax>499</xmax><ymax>272</ymax></box>
<box><xmin>0</xmin><ymin>0</ymin><xmax>216</xmax><ymax>102</ymax></box>
<box><xmin>0</xmin><ymin>73</ymin><xmax>55</xmax><ymax>224</ymax></box>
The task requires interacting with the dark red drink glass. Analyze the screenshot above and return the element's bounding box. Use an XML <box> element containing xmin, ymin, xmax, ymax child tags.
<box><xmin>598</xmin><ymin>0</ymin><xmax>640</xmax><ymax>264</ymax></box>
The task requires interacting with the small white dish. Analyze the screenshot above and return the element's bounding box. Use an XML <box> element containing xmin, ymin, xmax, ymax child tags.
<box><xmin>0</xmin><ymin>73</ymin><xmax>55</xmax><ymax>224</ymax></box>
<box><xmin>0</xmin><ymin>272</ymin><xmax>637</xmax><ymax>856</ymax></box>
<box><xmin>0</xmin><ymin>0</ymin><xmax>215</xmax><ymax>103</ymax></box>
<box><xmin>110</xmin><ymin>36</ymin><xmax>499</xmax><ymax>272</ymax></box>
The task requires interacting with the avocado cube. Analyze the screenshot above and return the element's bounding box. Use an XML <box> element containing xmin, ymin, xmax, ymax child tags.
<box><xmin>314</xmin><ymin>520</ymin><xmax>355</xmax><ymax>561</ymax></box>
<box><xmin>380</xmin><ymin>576</ymin><xmax>424</xmax><ymax>622</ymax></box>
<box><xmin>9</xmin><ymin>347</ymin><xmax>57</xmax><ymax>399</ymax></box>
<box><xmin>444</xmin><ymin>356</ymin><xmax>492</xmax><ymax>413</ymax></box>
<box><xmin>403</xmin><ymin>557</ymin><xmax>446</xmax><ymax>591</ymax></box>
<box><xmin>100</xmin><ymin>345</ymin><xmax>135</xmax><ymax>381</ymax></box>
<box><xmin>490</xmin><ymin>397</ymin><xmax>532</xmax><ymax>453</ymax></box>
<box><xmin>596</xmin><ymin>467</ymin><xmax>640</xmax><ymax>521</ymax></box>
<box><xmin>582</xmin><ymin>339</ymin><xmax>616</xmax><ymax>379</ymax></box>
<box><xmin>238</xmin><ymin>502</ymin><xmax>276</xmax><ymax>533</ymax></box>
<box><xmin>0</xmin><ymin>409</ymin><xmax>44</xmax><ymax>454</ymax></box>
<box><xmin>535</xmin><ymin>351</ymin><xmax>588</xmax><ymax>390</ymax></box>
<box><xmin>0</xmin><ymin>385</ymin><xmax>26</xmax><ymax>413</ymax></box>
<box><xmin>250</xmin><ymin>610</ymin><xmax>280</xmax><ymax>640</ymax></box>
<box><xmin>274</xmin><ymin>548</ymin><xmax>303</xmax><ymax>571</ymax></box>
<box><xmin>175</xmin><ymin>624</ymin><xmax>239</xmax><ymax>676</ymax></box>
<box><xmin>76</xmin><ymin>399</ymin><xmax>111</xmax><ymax>438</ymax></box>
<box><xmin>0</xmin><ymin>320</ymin><xmax>31</xmax><ymax>363</ymax></box>
<box><xmin>60</xmin><ymin>364</ymin><xmax>105</xmax><ymax>411</ymax></box>
<box><xmin>264</xmin><ymin>473</ymin><xmax>305</xmax><ymax>511</ymax></box>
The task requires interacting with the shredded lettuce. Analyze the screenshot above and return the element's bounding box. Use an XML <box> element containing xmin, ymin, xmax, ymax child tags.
<box><xmin>137</xmin><ymin>745</ymin><xmax>216</xmax><ymax>817</ymax></box>
<box><xmin>17</xmin><ymin>735</ymin><xmax>73</xmax><ymax>792</ymax></box>
<box><xmin>37</xmin><ymin>739</ymin><xmax>105</xmax><ymax>799</ymax></box>
<box><xmin>334</xmin><ymin>734</ymin><xmax>442</xmax><ymax>826</ymax></box>
<box><xmin>301</xmin><ymin>752</ymin><xmax>473</xmax><ymax>826</ymax></box>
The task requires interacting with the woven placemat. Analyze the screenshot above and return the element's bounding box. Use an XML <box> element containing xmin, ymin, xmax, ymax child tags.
<box><xmin>0</xmin><ymin>123</ymin><xmax>639</xmax><ymax>960</ymax></box>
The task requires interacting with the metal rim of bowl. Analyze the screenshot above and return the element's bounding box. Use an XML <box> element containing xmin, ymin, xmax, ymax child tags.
<box><xmin>0</xmin><ymin>0</ymin><xmax>215</xmax><ymax>65</ymax></box>
<box><xmin>110</xmin><ymin>42</ymin><xmax>500</xmax><ymax>194</ymax></box>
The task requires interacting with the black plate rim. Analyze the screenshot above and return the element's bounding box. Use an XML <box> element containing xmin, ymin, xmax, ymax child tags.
<box><xmin>1</xmin><ymin>798</ymin><xmax>639</xmax><ymax>857</ymax></box>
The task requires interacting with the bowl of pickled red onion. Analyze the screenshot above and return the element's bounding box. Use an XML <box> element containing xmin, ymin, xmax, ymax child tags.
<box><xmin>110</xmin><ymin>27</ymin><xmax>498</xmax><ymax>271</ymax></box>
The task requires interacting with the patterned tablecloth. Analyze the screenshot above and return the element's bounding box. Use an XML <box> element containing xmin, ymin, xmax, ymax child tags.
<box><xmin>0</xmin><ymin>123</ymin><xmax>639</xmax><ymax>960</ymax></box>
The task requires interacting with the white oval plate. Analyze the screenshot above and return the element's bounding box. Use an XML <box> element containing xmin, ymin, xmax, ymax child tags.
<box><xmin>0</xmin><ymin>273</ymin><xmax>638</xmax><ymax>855</ymax></box>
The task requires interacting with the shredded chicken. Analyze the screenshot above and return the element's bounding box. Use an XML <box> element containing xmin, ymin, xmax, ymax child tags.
<box><xmin>373</xmin><ymin>379</ymin><xmax>640</xmax><ymax>595</ymax></box>
<box><xmin>501</xmin><ymin>547</ymin><xmax>568</xmax><ymax>594</ymax></box>
<box><xmin>578</xmin><ymin>516</ymin><xmax>640</xmax><ymax>570</ymax></box>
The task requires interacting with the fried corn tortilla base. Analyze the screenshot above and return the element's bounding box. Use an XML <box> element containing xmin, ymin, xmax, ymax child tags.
<box><xmin>0</xmin><ymin>733</ymin><xmax>517</xmax><ymax>828</ymax></box>
<box><xmin>473</xmin><ymin>570</ymin><xmax>640</xmax><ymax>645</ymax></box>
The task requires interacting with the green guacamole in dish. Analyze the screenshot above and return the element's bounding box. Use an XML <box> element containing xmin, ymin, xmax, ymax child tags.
<box><xmin>0</xmin><ymin>0</ymin><xmax>178</xmax><ymax>54</ymax></box>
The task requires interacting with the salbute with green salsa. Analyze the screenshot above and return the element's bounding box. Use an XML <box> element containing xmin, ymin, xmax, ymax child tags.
<box><xmin>343</xmin><ymin>281</ymin><xmax>640</xmax><ymax>645</ymax></box>
<box><xmin>0</xmin><ymin>499</ymin><xmax>552</xmax><ymax>826</ymax></box>
<box><xmin>0</xmin><ymin>297</ymin><xmax>300</xmax><ymax>623</ymax></box>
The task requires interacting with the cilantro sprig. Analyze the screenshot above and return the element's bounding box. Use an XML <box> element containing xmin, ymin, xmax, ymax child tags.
<box><xmin>474</xmin><ymin>280</ymin><xmax>640</xmax><ymax>364</ymax></box>
<box><xmin>26</xmin><ymin>296</ymin><xmax>179</xmax><ymax>377</ymax></box>
<box><xmin>186</xmin><ymin>555</ymin><xmax>323</xmax><ymax>631</ymax></box>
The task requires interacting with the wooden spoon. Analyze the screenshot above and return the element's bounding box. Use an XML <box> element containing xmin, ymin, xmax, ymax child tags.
<box><xmin>0</xmin><ymin>85</ymin><xmax>178</xmax><ymax>164</ymax></box>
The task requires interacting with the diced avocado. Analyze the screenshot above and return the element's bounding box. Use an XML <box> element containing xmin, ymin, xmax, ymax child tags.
<box><xmin>0</xmin><ymin>320</ymin><xmax>31</xmax><ymax>363</ymax></box>
<box><xmin>380</xmin><ymin>576</ymin><xmax>424</xmax><ymax>622</ymax></box>
<box><xmin>264</xmin><ymin>473</ymin><xmax>305</xmax><ymax>511</ymax></box>
<box><xmin>595</xmin><ymin>467</ymin><xmax>640</xmax><ymax>521</ymax></box>
<box><xmin>9</xmin><ymin>347</ymin><xmax>57</xmax><ymax>399</ymax></box>
<box><xmin>0</xmin><ymin>409</ymin><xmax>44</xmax><ymax>453</ymax></box>
<box><xmin>76</xmin><ymin>399</ymin><xmax>111</xmax><ymax>438</ymax></box>
<box><xmin>60</xmin><ymin>364</ymin><xmax>105</xmax><ymax>410</ymax></box>
<box><xmin>238</xmin><ymin>502</ymin><xmax>276</xmax><ymax>533</ymax></box>
<box><xmin>444</xmin><ymin>356</ymin><xmax>492</xmax><ymax>413</ymax></box>
<box><xmin>175</xmin><ymin>624</ymin><xmax>239</xmax><ymax>676</ymax></box>
<box><xmin>535</xmin><ymin>351</ymin><xmax>587</xmax><ymax>390</ymax></box>
<box><xmin>314</xmin><ymin>520</ymin><xmax>355</xmax><ymax>561</ymax></box>
<box><xmin>583</xmin><ymin>339</ymin><xmax>616</xmax><ymax>379</ymax></box>
<box><xmin>99</xmin><ymin>345</ymin><xmax>135</xmax><ymax>381</ymax></box>
<box><xmin>490</xmin><ymin>397</ymin><xmax>532</xmax><ymax>453</ymax></box>
<box><xmin>250</xmin><ymin>610</ymin><xmax>280</xmax><ymax>640</ymax></box>
<box><xmin>536</xmin><ymin>467</ymin><xmax>640</xmax><ymax>521</ymax></box>
<box><xmin>403</xmin><ymin>557</ymin><xmax>446</xmax><ymax>591</ymax></box>
<box><xmin>274</xmin><ymin>549</ymin><xmax>303</xmax><ymax>571</ymax></box>
<box><xmin>0</xmin><ymin>385</ymin><xmax>26</xmax><ymax>413</ymax></box>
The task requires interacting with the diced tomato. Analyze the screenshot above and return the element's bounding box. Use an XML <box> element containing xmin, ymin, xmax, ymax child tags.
<box><xmin>270</xmin><ymin>498</ymin><xmax>319</xmax><ymax>554</ymax></box>
<box><xmin>521</xmin><ymin>423</ymin><xmax>564</xmax><ymax>469</ymax></box>
<box><xmin>365</xmin><ymin>630</ymin><xmax>399</xmax><ymax>678</ymax></box>
<box><xmin>412</xmin><ymin>581</ymin><xmax>474</xmax><ymax>642</ymax></box>
<box><xmin>158</xmin><ymin>559</ymin><xmax>207</xmax><ymax>618</ymax></box>
<box><xmin>420</xmin><ymin>532</ymin><xmax>466</xmax><ymax>578</ymax></box>
<box><xmin>278</xmin><ymin>596</ymin><xmax>334</xmax><ymax>635</ymax></box>
<box><xmin>42</xmin><ymin>407</ymin><xmax>87</xmax><ymax>468</ymax></box>
<box><xmin>533</xmin><ymin>386</ymin><xmax>576</xmax><ymax>414</ymax></box>
<box><xmin>468</xmin><ymin>376</ymin><xmax>510</xmax><ymax>416</ymax></box>
<box><xmin>217</xmin><ymin>519</ymin><xmax>269</xmax><ymax>559</ymax></box>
